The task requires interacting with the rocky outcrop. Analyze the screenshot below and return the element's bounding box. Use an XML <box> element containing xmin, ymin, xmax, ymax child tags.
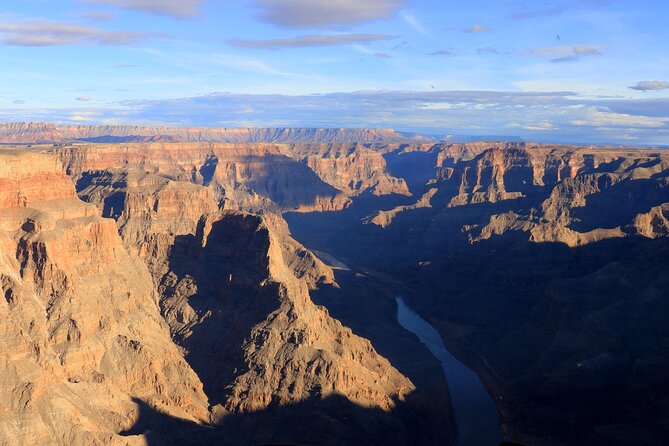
<box><xmin>158</xmin><ymin>212</ymin><xmax>413</xmax><ymax>418</ymax></box>
<box><xmin>631</xmin><ymin>203</ymin><xmax>669</xmax><ymax>238</ymax></box>
<box><xmin>51</xmin><ymin>143</ymin><xmax>351</xmax><ymax>213</ymax></box>
<box><xmin>0</xmin><ymin>150</ymin><xmax>209</xmax><ymax>445</ymax></box>
<box><xmin>285</xmin><ymin>141</ymin><xmax>669</xmax><ymax>445</ymax></box>
<box><xmin>65</xmin><ymin>155</ymin><xmax>416</xmax><ymax>443</ymax></box>
<box><xmin>75</xmin><ymin>167</ymin><xmax>336</xmax><ymax>287</ymax></box>
<box><xmin>370</xmin><ymin>143</ymin><xmax>669</xmax><ymax>248</ymax></box>
<box><xmin>285</xmin><ymin>144</ymin><xmax>411</xmax><ymax>197</ymax></box>
<box><xmin>49</xmin><ymin>142</ymin><xmax>412</xmax><ymax>213</ymax></box>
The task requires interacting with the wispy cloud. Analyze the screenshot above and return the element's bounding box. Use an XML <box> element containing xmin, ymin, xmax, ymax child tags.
<box><xmin>526</xmin><ymin>45</ymin><xmax>602</xmax><ymax>57</ymax></box>
<box><xmin>464</xmin><ymin>24</ymin><xmax>487</xmax><ymax>33</ymax></box>
<box><xmin>429</xmin><ymin>50</ymin><xmax>455</xmax><ymax>56</ymax></box>
<box><xmin>254</xmin><ymin>0</ymin><xmax>406</xmax><ymax>29</ymax></box>
<box><xmin>629</xmin><ymin>81</ymin><xmax>669</xmax><ymax>92</ymax></box>
<box><xmin>228</xmin><ymin>33</ymin><xmax>396</xmax><ymax>49</ymax></box>
<box><xmin>80</xmin><ymin>0</ymin><xmax>203</xmax><ymax>19</ymax></box>
<box><xmin>75</xmin><ymin>96</ymin><xmax>93</xmax><ymax>101</ymax></box>
<box><xmin>551</xmin><ymin>55</ymin><xmax>579</xmax><ymax>63</ymax></box>
<box><xmin>139</xmin><ymin>47</ymin><xmax>304</xmax><ymax>77</ymax></box>
<box><xmin>477</xmin><ymin>47</ymin><xmax>498</xmax><ymax>55</ymax></box>
<box><xmin>522</xmin><ymin>45</ymin><xmax>603</xmax><ymax>62</ymax></box>
<box><xmin>0</xmin><ymin>20</ymin><xmax>155</xmax><ymax>46</ymax></box>
<box><xmin>80</xmin><ymin>11</ymin><xmax>116</xmax><ymax>21</ymax></box>
<box><xmin>401</xmin><ymin>13</ymin><xmax>429</xmax><ymax>37</ymax></box>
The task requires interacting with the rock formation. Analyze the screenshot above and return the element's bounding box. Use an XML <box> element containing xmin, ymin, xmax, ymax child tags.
<box><xmin>0</xmin><ymin>150</ymin><xmax>209</xmax><ymax>445</ymax></box>
<box><xmin>1</xmin><ymin>129</ymin><xmax>667</xmax><ymax>446</ymax></box>
<box><xmin>285</xmin><ymin>141</ymin><xmax>669</xmax><ymax>445</ymax></box>
<box><xmin>39</xmin><ymin>147</ymin><xmax>425</xmax><ymax>444</ymax></box>
<box><xmin>50</xmin><ymin>142</ymin><xmax>410</xmax><ymax>213</ymax></box>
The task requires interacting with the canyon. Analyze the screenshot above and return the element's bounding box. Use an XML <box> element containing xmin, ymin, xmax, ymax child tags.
<box><xmin>0</xmin><ymin>126</ymin><xmax>667</xmax><ymax>445</ymax></box>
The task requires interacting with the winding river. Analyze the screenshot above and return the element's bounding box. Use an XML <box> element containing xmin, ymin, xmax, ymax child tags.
<box><xmin>396</xmin><ymin>297</ymin><xmax>501</xmax><ymax>446</ymax></box>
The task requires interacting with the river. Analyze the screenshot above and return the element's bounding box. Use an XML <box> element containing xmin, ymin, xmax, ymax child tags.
<box><xmin>396</xmin><ymin>296</ymin><xmax>501</xmax><ymax>446</ymax></box>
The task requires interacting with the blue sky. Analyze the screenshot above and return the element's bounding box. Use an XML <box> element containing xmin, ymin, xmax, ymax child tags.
<box><xmin>1</xmin><ymin>0</ymin><xmax>668</xmax><ymax>144</ymax></box>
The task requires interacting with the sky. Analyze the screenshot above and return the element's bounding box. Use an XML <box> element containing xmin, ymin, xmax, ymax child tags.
<box><xmin>1</xmin><ymin>0</ymin><xmax>668</xmax><ymax>144</ymax></box>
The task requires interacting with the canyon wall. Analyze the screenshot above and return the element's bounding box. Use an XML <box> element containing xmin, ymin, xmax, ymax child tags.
<box><xmin>50</xmin><ymin>142</ymin><xmax>409</xmax><ymax>213</ymax></box>
<box><xmin>0</xmin><ymin>150</ymin><xmax>210</xmax><ymax>445</ymax></box>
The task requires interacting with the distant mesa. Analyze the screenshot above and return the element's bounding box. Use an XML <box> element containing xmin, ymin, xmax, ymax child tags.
<box><xmin>0</xmin><ymin>122</ymin><xmax>436</xmax><ymax>144</ymax></box>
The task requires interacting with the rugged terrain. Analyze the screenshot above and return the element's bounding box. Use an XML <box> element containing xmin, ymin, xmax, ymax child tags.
<box><xmin>0</xmin><ymin>147</ymin><xmax>452</xmax><ymax>445</ymax></box>
<box><xmin>0</xmin><ymin>150</ymin><xmax>210</xmax><ymax>445</ymax></box>
<box><xmin>0</xmin><ymin>129</ymin><xmax>667</xmax><ymax>445</ymax></box>
<box><xmin>286</xmin><ymin>141</ymin><xmax>669</xmax><ymax>445</ymax></box>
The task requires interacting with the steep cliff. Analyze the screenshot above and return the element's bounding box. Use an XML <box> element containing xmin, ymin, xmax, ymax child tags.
<box><xmin>285</xmin><ymin>142</ymin><xmax>669</xmax><ymax>445</ymax></box>
<box><xmin>159</xmin><ymin>213</ymin><xmax>413</xmax><ymax>417</ymax></box>
<box><xmin>0</xmin><ymin>150</ymin><xmax>209</xmax><ymax>445</ymax></box>
<box><xmin>370</xmin><ymin>143</ymin><xmax>669</xmax><ymax>248</ymax></box>
<box><xmin>285</xmin><ymin>144</ymin><xmax>411</xmax><ymax>197</ymax></box>
<box><xmin>64</xmin><ymin>155</ymin><xmax>422</xmax><ymax>444</ymax></box>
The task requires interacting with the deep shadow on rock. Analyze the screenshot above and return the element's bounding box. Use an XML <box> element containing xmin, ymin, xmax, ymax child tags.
<box><xmin>403</xmin><ymin>235</ymin><xmax>669</xmax><ymax>446</ymax></box>
<box><xmin>120</xmin><ymin>392</ymin><xmax>443</xmax><ymax>446</ymax></box>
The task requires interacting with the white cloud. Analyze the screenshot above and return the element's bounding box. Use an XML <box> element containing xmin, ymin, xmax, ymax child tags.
<box><xmin>228</xmin><ymin>34</ymin><xmax>396</xmax><ymax>49</ymax></box>
<box><xmin>570</xmin><ymin>110</ymin><xmax>669</xmax><ymax>128</ymax></box>
<box><xmin>254</xmin><ymin>0</ymin><xmax>406</xmax><ymax>28</ymax></box>
<box><xmin>0</xmin><ymin>20</ymin><xmax>153</xmax><ymax>46</ymax></box>
<box><xmin>401</xmin><ymin>13</ymin><xmax>429</xmax><ymax>37</ymax></box>
<box><xmin>629</xmin><ymin>81</ymin><xmax>669</xmax><ymax>92</ymax></box>
<box><xmin>80</xmin><ymin>0</ymin><xmax>203</xmax><ymax>19</ymax></box>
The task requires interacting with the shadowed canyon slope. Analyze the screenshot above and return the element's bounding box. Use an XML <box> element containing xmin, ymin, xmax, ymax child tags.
<box><xmin>0</xmin><ymin>146</ymin><xmax>451</xmax><ymax>445</ymax></box>
<box><xmin>0</xmin><ymin>133</ymin><xmax>667</xmax><ymax>446</ymax></box>
<box><xmin>285</xmin><ymin>141</ymin><xmax>669</xmax><ymax>445</ymax></box>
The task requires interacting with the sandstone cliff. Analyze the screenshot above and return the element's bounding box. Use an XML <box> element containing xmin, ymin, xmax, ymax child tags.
<box><xmin>369</xmin><ymin>143</ymin><xmax>669</xmax><ymax>248</ymax></box>
<box><xmin>159</xmin><ymin>213</ymin><xmax>413</xmax><ymax>417</ymax></box>
<box><xmin>0</xmin><ymin>150</ymin><xmax>209</xmax><ymax>445</ymax></box>
<box><xmin>56</xmin><ymin>152</ymin><xmax>420</xmax><ymax>443</ymax></box>
<box><xmin>283</xmin><ymin>141</ymin><xmax>669</xmax><ymax>445</ymax></box>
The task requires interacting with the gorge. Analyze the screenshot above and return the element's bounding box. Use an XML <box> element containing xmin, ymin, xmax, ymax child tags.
<box><xmin>0</xmin><ymin>124</ymin><xmax>667</xmax><ymax>445</ymax></box>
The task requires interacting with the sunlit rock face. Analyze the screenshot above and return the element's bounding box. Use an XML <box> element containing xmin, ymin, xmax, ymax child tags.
<box><xmin>0</xmin><ymin>147</ymin><xmax>428</xmax><ymax>445</ymax></box>
<box><xmin>70</xmin><ymin>155</ymin><xmax>418</xmax><ymax>442</ymax></box>
<box><xmin>50</xmin><ymin>141</ymin><xmax>409</xmax><ymax>213</ymax></box>
<box><xmin>2</xmin><ymin>135</ymin><xmax>667</xmax><ymax>446</ymax></box>
<box><xmin>0</xmin><ymin>150</ymin><xmax>210</xmax><ymax>445</ymax></box>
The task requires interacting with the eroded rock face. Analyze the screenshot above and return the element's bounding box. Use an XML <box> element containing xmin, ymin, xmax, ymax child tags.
<box><xmin>57</xmin><ymin>152</ymin><xmax>421</xmax><ymax>443</ymax></box>
<box><xmin>284</xmin><ymin>141</ymin><xmax>669</xmax><ymax>445</ymax></box>
<box><xmin>4</xmin><ymin>136</ymin><xmax>666</xmax><ymax>445</ymax></box>
<box><xmin>0</xmin><ymin>150</ymin><xmax>209</xmax><ymax>445</ymax></box>
<box><xmin>159</xmin><ymin>213</ymin><xmax>413</xmax><ymax>417</ymax></box>
<box><xmin>53</xmin><ymin>143</ymin><xmax>345</xmax><ymax>212</ymax></box>
<box><xmin>370</xmin><ymin>143</ymin><xmax>669</xmax><ymax>247</ymax></box>
<box><xmin>285</xmin><ymin>143</ymin><xmax>411</xmax><ymax>197</ymax></box>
